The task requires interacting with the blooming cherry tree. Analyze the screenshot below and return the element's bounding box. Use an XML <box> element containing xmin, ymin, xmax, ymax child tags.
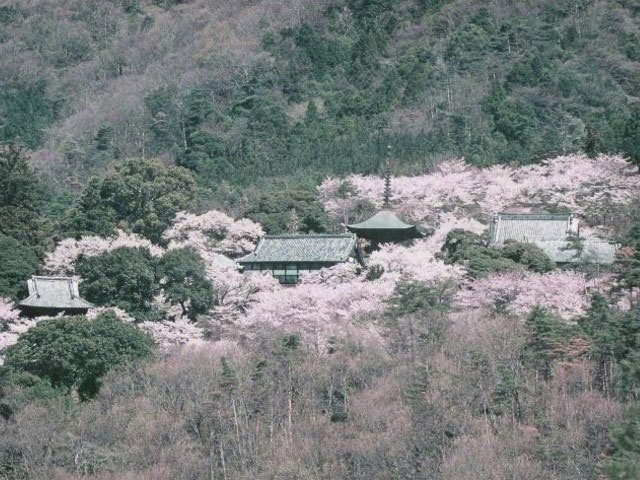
<box><xmin>44</xmin><ymin>230</ymin><xmax>163</xmax><ymax>275</ymax></box>
<box><xmin>163</xmin><ymin>210</ymin><xmax>263</xmax><ymax>258</ymax></box>
<box><xmin>239</xmin><ymin>274</ymin><xmax>395</xmax><ymax>348</ymax></box>
<box><xmin>457</xmin><ymin>271</ymin><xmax>597</xmax><ymax>320</ymax></box>
<box><xmin>320</xmin><ymin>154</ymin><xmax>640</xmax><ymax>225</ymax></box>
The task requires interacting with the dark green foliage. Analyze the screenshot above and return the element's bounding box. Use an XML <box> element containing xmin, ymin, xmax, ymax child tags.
<box><xmin>441</xmin><ymin>229</ymin><xmax>520</xmax><ymax>278</ymax></box>
<box><xmin>0</xmin><ymin>369</ymin><xmax>63</xmax><ymax>420</ymax></box>
<box><xmin>0</xmin><ymin>5</ymin><xmax>21</xmax><ymax>24</ymax></box>
<box><xmin>584</xmin><ymin>123</ymin><xmax>603</xmax><ymax>158</ymax></box>
<box><xmin>384</xmin><ymin>281</ymin><xmax>455</xmax><ymax>358</ymax></box>
<box><xmin>220</xmin><ymin>357</ymin><xmax>237</xmax><ymax>393</ymax></box>
<box><xmin>3</xmin><ymin>313</ymin><xmax>154</xmax><ymax>399</ymax></box>
<box><xmin>0</xmin><ymin>234</ymin><xmax>38</xmax><ymax>300</ymax></box>
<box><xmin>623</xmin><ymin>105</ymin><xmax>640</xmax><ymax>166</ymax></box>
<box><xmin>157</xmin><ymin>248</ymin><xmax>213</xmax><ymax>320</ymax></box>
<box><xmin>601</xmin><ymin>404</ymin><xmax>640</xmax><ymax>479</ymax></box>
<box><xmin>613</xmin><ymin>222</ymin><xmax>640</xmax><ymax>307</ymax></box>
<box><xmin>502</xmin><ymin>240</ymin><xmax>555</xmax><ymax>273</ymax></box>
<box><xmin>442</xmin><ymin>229</ymin><xmax>555</xmax><ymax>278</ymax></box>
<box><xmin>523</xmin><ymin>307</ymin><xmax>568</xmax><ymax>380</ymax></box>
<box><xmin>386</xmin><ymin>280</ymin><xmax>455</xmax><ymax>318</ymax></box>
<box><xmin>0</xmin><ymin>143</ymin><xmax>48</xmax><ymax>246</ymax></box>
<box><xmin>365</xmin><ymin>263</ymin><xmax>384</xmax><ymax>281</ymax></box>
<box><xmin>245</xmin><ymin>186</ymin><xmax>328</xmax><ymax>234</ymax></box>
<box><xmin>580</xmin><ymin>295</ymin><xmax>640</xmax><ymax>400</ymax></box>
<box><xmin>76</xmin><ymin>247</ymin><xmax>160</xmax><ymax>321</ymax></box>
<box><xmin>63</xmin><ymin>158</ymin><xmax>196</xmax><ymax>243</ymax></box>
<box><xmin>0</xmin><ymin>81</ymin><xmax>60</xmax><ymax>148</ymax></box>
<box><xmin>3</xmin><ymin>0</ymin><xmax>640</xmax><ymax>190</ymax></box>
<box><xmin>580</xmin><ymin>294</ymin><xmax>623</xmax><ymax>397</ymax></box>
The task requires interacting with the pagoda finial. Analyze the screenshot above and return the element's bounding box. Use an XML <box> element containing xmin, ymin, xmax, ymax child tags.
<box><xmin>383</xmin><ymin>145</ymin><xmax>392</xmax><ymax>208</ymax></box>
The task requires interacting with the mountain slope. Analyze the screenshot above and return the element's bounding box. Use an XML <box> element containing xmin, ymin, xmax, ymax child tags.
<box><xmin>0</xmin><ymin>0</ymin><xmax>639</xmax><ymax>191</ymax></box>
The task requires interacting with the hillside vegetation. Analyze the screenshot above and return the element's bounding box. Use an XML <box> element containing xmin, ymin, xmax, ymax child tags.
<box><xmin>1</xmin><ymin>0</ymin><xmax>639</xmax><ymax>193</ymax></box>
<box><xmin>2</xmin><ymin>1</ymin><xmax>640</xmax><ymax>479</ymax></box>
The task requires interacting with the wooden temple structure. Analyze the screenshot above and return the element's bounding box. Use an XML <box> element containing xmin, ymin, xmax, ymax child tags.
<box><xmin>347</xmin><ymin>164</ymin><xmax>425</xmax><ymax>250</ymax></box>
<box><xmin>237</xmin><ymin>234</ymin><xmax>362</xmax><ymax>284</ymax></box>
<box><xmin>18</xmin><ymin>276</ymin><xmax>94</xmax><ymax>317</ymax></box>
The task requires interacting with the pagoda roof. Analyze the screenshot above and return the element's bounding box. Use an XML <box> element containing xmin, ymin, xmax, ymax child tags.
<box><xmin>18</xmin><ymin>276</ymin><xmax>94</xmax><ymax>310</ymax></box>
<box><xmin>237</xmin><ymin>234</ymin><xmax>357</xmax><ymax>264</ymax></box>
<box><xmin>347</xmin><ymin>210</ymin><xmax>424</xmax><ymax>241</ymax></box>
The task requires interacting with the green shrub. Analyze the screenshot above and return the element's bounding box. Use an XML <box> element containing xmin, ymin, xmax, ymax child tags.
<box><xmin>3</xmin><ymin>313</ymin><xmax>154</xmax><ymax>399</ymax></box>
<box><xmin>76</xmin><ymin>247</ymin><xmax>161</xmax><ymax>321</ymax></box>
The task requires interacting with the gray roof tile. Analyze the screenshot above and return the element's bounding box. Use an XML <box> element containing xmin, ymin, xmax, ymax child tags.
<box><xmin>488</xmin><ymin>213</ymin><xmax>617</xmax><ymax>264</ymax></box>
<box><xmin>237</xmin><ymin>234</ymin><xmax>357</xmax><ymax>263</ymax></box>
<box><xmin>489</xmin><ymin>213</ymin><xmax>574</xmax><ymax>245</ymax></box>
<box><xmin>535</xmin><ymin>239</ymin><xmax>618</xmax><ymax>264</ymax></box>
<box><xmin>19</xmin><ymin>277</ymin><xmax>94</xmax><ymax>310</ymax></box>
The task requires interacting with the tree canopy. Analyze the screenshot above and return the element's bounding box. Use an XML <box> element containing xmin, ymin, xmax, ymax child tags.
<box><xmin>3</xmin><ymin>313</ymin><xmax>154</xmax><ymax>399</ymax></box>
<box><xmin>63</xmin><ymin>158</ymin><xmax>196</xmax><ymax>243</ymax></box>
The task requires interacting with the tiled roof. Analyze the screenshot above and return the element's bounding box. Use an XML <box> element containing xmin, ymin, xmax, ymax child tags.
<box><xmin>347</xmin><ymin>210</ymin><xmax>425</xmax><ymax>241</ymax></box>
<box><xmin>536</xmin><ymin>239</ymin><xmax>618</xmax><ymax>265</ymax></box>
<box><xmin>488</xmin><ymin>213</ymin><xmax>617</xmax><ymax>264</ymax></box>
<box><xmin>18</xmin><ymin>277</ymin><xmax>94</xmax><ymax>310</ymax></box>
<box><xmin>489</xmin><ymin>213</ymin><xmax>574</xmax><ymax>245</ymax></box>
<box><xmin>237</xmin><ymin>234</ymin><xmax>357</xmax><ymax>263</ymax></box>
<box><xmin>348</xmin><ymin>210</ymin><xmax>418</xmax><ymax>231</ymax></box>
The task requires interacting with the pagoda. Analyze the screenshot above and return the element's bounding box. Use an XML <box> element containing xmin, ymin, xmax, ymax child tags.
<box><xmin>347</xmin><ymin>162</ymin><xmax>425</xmax><ymax>248</ymax></box>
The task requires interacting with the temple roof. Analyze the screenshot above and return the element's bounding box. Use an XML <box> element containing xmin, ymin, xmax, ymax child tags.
<box><xmin>237</xmin><ymin>234</ymin><xmax>357</xmax><ymax>263</ymax></box>
<box><xmin>488</xmin><ymin>213</ymin><xmax>574</xmax><ymax>246</ymax></box>
<box><xmin>535</xmin><ymin>239</ymin><xmax>618</xmax><ymax>265</ymax></box>
<box><xmin>488</xmin><ymin>213</ymin><xmax>617</xmax><ymax>264</ymax></box>
<box><xmin>18</xmin><ymin>276</ymin><xmax>94</xmax><ymax>310</ymax></box>
<box><xmin>347</xmin><ymin>210</ymin><xmax>424</xmax><ymax>242</ymax></box>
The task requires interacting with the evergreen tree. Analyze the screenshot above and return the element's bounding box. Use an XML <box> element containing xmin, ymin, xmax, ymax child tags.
<box><xmin>157</xmin><ymin>248</ymin><xmax>213</xmax><ymax>321</ymax></box>
<box><xmin>0</xmin><ymin>143</ymin><xmax>48</xmax><ymax>246</ymax></box>
<box><xmin>623</xmin><ymin>105</ymin><xmax>640</xmax><ymax>166</ymax></box>
<box><xmin>0</xmin><ymin>234</ymin><xmax>39</xmax><ymax>300</ymax></box>
<box><xmin>602</xmin><ymin>404</ymin><xmax>640</xmax><ymax>479</ymax></box>
<box><xmin>523</xmin><ymin>307</ymin><xmax>567</xmax><ymax>380</ymax></box>
<box><xmin>3</xmin><ymin>312</ymin><xmax>154</xmax><ymax>400</ymax></box>
<box><xmin>76</xmin><ymin>247</ymin><xmax>161</xmax><ymax>321</ymax></box>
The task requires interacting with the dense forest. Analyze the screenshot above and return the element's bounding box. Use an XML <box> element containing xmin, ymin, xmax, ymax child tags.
<box><xmin>2</xmin><ymin>0</ymin><xmax>640</xmax><ymax>479</ymax></box>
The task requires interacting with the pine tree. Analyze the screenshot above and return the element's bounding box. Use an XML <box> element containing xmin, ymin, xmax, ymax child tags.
<box><xmin>523</xmin><ymin>307</ymin><xmax>566</xmax><ymax>380</ymax></box>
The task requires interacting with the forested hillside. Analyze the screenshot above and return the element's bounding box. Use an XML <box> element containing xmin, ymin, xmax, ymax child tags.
<box><xmin>2</xmin><ymin>1</ymin><xmax>640</xmax><ymax>479</ymax></box>
<box><xmin>1</xmin><ymin>0</ymin><xmax>640</xmax><ymax>194</ymax></box>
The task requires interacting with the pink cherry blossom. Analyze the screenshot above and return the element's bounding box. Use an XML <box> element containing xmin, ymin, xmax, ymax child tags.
<box><xmin>368</xmin><ymin>212</ymin><xmax>485</xmax><ymax>282</ymax></box>
<box><xmin>44</xmin><ymin>230</ymin><xmax>164</xmax><ymax>275</ymax></box>
<box><xmin>138</xmin><ymin>318</ymin><xmax>208</xmax><ymax>350</ymax></box>
<box><xmin>0</xmin><ymin>298</ymin><xmax>37</xmax><ymax>362</ymax></box>
<box><xmin>320</xmin><ymin>154</ymin><xmax>640</xmax><ymax>226</ymax></box>
<box><xmin>87</xmin><ymin>306</ymin><xmax>135</xmax><ymax>323</ymax></box>
<box><xmin>239</xmin><ymin>274</ymin><xmax>395</xmax><ymax>349</ymax></box>
<box><xmin>163</xmin><ymin>210</ymin><xmax>263</xmax><ymax>258</ymax></box>
<box><xmin>456</xmin><ymin>271</ymin><xmax>599</xmax><ymax>320</ymax></box>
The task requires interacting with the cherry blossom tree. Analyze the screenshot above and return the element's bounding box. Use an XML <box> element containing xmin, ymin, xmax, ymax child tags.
<box><xmin>44</xmin><ymin>230</ymin><xmax>163</xmax><ymax>275</ymax></box>
<box><xmin>0</xmin><ymin>298</ymin><xmax>37</xmax><ymax>362</ymax></box>
<box><xmin>163</xmin><ymin>210</ymin><xmax>263</xmax><ymax>258</ymax></box>
<box><xmin>138</xmin><ymin>318</ymin><xmax>208</xmax><ymax>351</ymax></box>
<box><xmin>239</xmin><ymin>272</ymin><xmax>395</xmax><ymax>348</ymax></box>
<box><xmin>368</xmin><ymin>212</ymin><xmax>485</xmax><ymax>282</ymax></box>
<box><xmin>456</xmin><ymin>271</ymin><xmax>599</xmax><ymax>320</ymax></box>
<box><xmin>320</xmin><ymin>154</ymin><xmax>640</xmax><ymax>226</ymax></box>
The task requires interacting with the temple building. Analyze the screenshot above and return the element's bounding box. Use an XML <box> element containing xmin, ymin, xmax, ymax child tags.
<box><xmin>18</xmin><ymin>276</ymin><xmax>94</xmax><ymax>317</ymax></box>
<box><xmin>489</xmin><ymin>213</ymin><xmax>617</xmax><ymax>265</ymax></box>
<box><xmin>347</xmin><ymin>165</ymin><xmax>426</xmax><ymax>249</ymax></box>
<box><xmin>347</xmin><ymin>210</ymin><xmax>425</xmax><ymax>245</ymax></box>
<box><xmin>237</xmin><ymin>234</ymin><xmax>361</xmax><ymax>284</ymax></box>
